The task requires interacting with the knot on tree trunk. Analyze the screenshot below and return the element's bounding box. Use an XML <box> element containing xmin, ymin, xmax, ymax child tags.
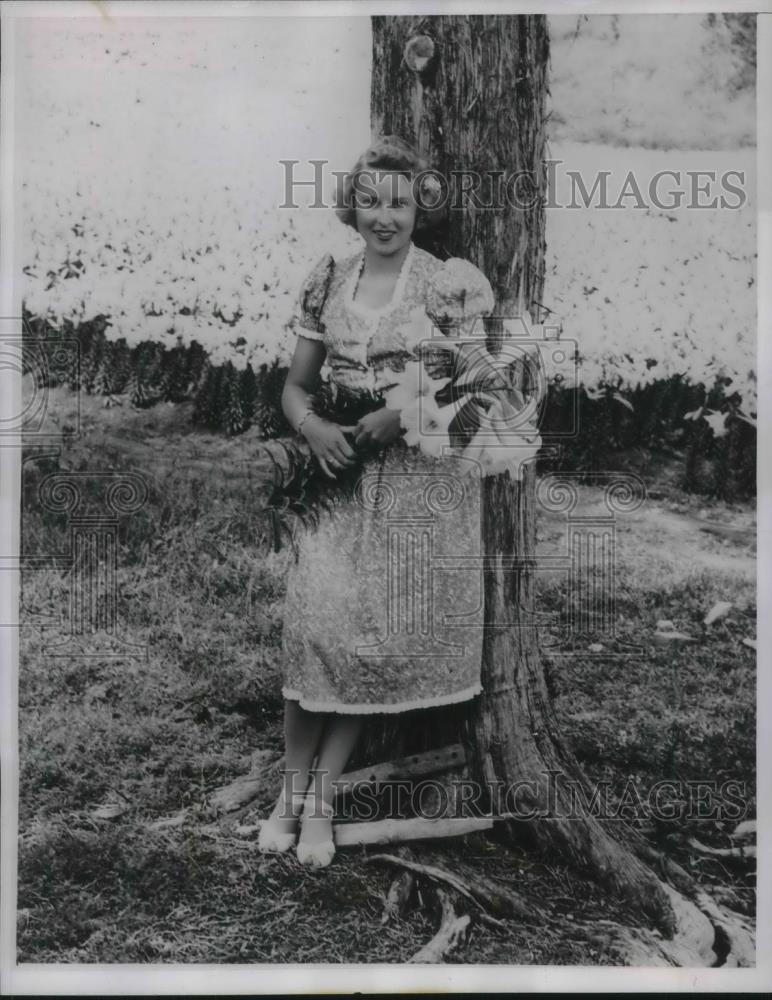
<box><xmin>403</xmin><ymin>34</ymin><xmax>437</xmax><ymax>79</ymax></box>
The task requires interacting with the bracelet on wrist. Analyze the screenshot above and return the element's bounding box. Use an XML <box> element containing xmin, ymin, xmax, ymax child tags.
<box><xmin>296</xmin><ymin>408</ymin><xmax>315</xmax><ymax>436</ymax></box>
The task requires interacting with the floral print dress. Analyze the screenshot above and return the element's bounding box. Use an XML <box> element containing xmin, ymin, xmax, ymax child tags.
<box><xmin>281</xmin><ymin>241</ymin><xmax>493</xmax><ymax>714</ymax></box>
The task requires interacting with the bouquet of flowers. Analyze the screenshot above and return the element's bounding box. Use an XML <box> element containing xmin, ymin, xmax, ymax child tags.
<box><xmin>385</xmin><ymin>259</ymin><xmax>543</xmax><ymax>479</ymax></box>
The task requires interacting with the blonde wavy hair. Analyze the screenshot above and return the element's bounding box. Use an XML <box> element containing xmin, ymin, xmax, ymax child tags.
<box><xmin>334</xmin><ymin>135</ymin><xmax>446</xmax><ymax>234</ymax></box>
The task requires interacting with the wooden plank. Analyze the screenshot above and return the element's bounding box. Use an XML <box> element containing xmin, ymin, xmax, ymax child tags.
<box><xmin>334</xmin><ymin>743</ymin><xmax>466</xmax><ymax>797</ymax></box>
<box><xmin>333</xmin><ymin>815</ymin><xmax>492</xmax><ymax>847</ymax></box>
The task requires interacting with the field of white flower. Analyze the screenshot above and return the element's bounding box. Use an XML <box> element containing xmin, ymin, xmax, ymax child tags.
<box><xmin>16</xmin><ymin>13</ymin><xmax>756</xmax><ymax>410</ymax></box>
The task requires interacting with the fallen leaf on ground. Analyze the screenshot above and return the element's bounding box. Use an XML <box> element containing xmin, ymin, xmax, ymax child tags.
<box><xmin>91</xmin><ymin>801</ymin><xmax>130</xmax><ymax>821</ymax></box>
<box><xmin>704</xmin><ymin>601</ymin><xmax>733</xmax><ymax>625</ymax></box>
<box><xmin>730</xmin><ymin>819</ymin><xmax>756</xmax><ymax>842</ymax></box>
<box><xmin>652</xmin><ymin>631</ymin><xmax>696</xmax><ymax>644</ymax></box>
<box><xmin>149</xmin><ymin>809</ymin><xmax>189</xmax><ymax>830</ymax></box>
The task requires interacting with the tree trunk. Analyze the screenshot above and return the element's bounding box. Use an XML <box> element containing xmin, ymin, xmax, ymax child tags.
<box><xmin>368</xmin><ymin>11</ymin><xmax>549</xmax><ymax>769</ymax></box>
<box><xmin>367</xmin><ymin>14</ymin><xmax>754</xmax><ymax>966</ymax></box>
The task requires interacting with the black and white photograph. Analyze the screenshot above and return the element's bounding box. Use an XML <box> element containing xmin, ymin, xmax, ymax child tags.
<box><xmin>0</xmin><ymin>0</ymin><xmax>769</xmax><ymax>992</ymax></box>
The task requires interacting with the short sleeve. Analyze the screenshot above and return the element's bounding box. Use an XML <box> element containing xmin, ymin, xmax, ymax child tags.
<box><xmin>293</xmin><ymin>253</ymin><xmax>335</xmax><ymax>342</ymax></box>
<box><xmin>425</xmin><ymin>257</ymin><xmax>494</xmax><ymax>334</ymax></box>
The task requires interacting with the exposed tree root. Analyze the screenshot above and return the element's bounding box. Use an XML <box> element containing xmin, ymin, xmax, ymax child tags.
<box><xmin>208</xmin><ymin>776</ymin><xmax>269</xmax><ymax>814</ymax></box>
<box><xmin>574</xmin><ymin>884</ymin><xmax>754</xmax><ymax>967</ymax></box>
<box><xmin>367</xmin><ymin>851</ymin><xmax>543</xmax><ymax>924</ymax></box>
<box><xmin>687</xmin><ymin>837</ymin><xmax>756</xmax><ymax>860</ymax></box>
<box><xmin>382</xmin><ymin>864</ymin><xmax>416</xmax><ymax>925</ymax></box>
<box><xmin>693</xmin><ymin>890</ymin><xmax>755</xmax><ymax>968</ymax></box>
<box><xmin>408</xmin><ymin>886</ymin><xmax>470</xmax><ymax>963</ymax></box>
<box><xmin>208</xmin><ymin>750</ymin><xmax>279</xmax><ymax>814</ymax></box>
<box><xmin>619</xmin><ymin>816</ymin><xmax>756</xmax><ymax>964</ymax></box>
<box><xmin>580</xmin><ymin>916</ymin><xmax>705</xmax><ymax>967</ymax></box>
<box><xmin>369</xmin><ymin>847</ymin><xmax>755</xmax><ymax>967</ymax></box>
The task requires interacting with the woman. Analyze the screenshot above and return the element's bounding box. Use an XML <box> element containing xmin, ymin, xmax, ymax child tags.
<box><xmin>258</xmin><ymin>136</ymin><xmax>494</xmax><ymax>867</ymax></box>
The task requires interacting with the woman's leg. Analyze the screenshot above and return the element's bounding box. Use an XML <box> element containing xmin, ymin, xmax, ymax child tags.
<box><xmin>297</xmin><ymin>713</ymin><xmax>363</xmax><ymax>862</ymax></box>
<box><xmin>283</xmin><ymin>697</ymin><xmax>327</xmax><ymax>806</ymax></box>
<box><xmin>260</xmin><ymin>699</ymin><xmax>326</xmax><ymax>848</ymax></box>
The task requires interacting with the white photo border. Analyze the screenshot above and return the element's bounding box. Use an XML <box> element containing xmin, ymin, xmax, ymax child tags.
<box><xmin>1</xmin><ymin>0</ymin><xmax>770</xmax><ymax>993</ymax></box>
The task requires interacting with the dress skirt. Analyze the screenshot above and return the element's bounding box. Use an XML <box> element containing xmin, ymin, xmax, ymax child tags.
<box><xmin>281</xmin><ymin>442</ymin><xmax>484</xmax><ymax>714</ymax></box>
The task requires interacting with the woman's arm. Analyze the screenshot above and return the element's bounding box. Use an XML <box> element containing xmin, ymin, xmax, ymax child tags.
<box><xmin>281</xmin><ymin>335</ymin><xmax>326</xmax><ymax>431</ymax></box>
<box><xmin>281</xmin><ymin>337</ymin><xmax>357</xmax><ymax>479</ymax></box>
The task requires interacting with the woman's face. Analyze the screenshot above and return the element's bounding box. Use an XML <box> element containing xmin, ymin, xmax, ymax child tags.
<box><xmin>354</xmin><ymin>171</ymin><xmax>417</xmax><ymax>258</ymax></box>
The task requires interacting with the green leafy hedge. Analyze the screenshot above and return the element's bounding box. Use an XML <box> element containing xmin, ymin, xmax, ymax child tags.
<box><xmin>23</xmin><ymin>311</ymin><xmax>754</xmax><ymax>500</ymax></box>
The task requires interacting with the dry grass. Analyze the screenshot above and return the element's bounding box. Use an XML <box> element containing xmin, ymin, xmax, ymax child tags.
<box><xmin>16</xmin><ymin>389</ymin><xmax>756</xmax><ymax>963</ymax></box>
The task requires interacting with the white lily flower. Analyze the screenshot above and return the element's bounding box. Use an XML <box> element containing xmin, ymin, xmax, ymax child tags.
<box><xmin>703</xmin><ymin>410</ymin><xmax>729</xmax><ymax>439</ymax></box>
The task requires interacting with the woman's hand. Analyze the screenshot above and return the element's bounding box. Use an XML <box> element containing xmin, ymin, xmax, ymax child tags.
<box><xmin>301</xmin><ymin>415</ymin><xmax>358</xmax><ymax>480</ymax></box>
<box><xmin>352</xmin><ymin>407</ymin><xmax>403</xmax><ymax>450</ymax></box>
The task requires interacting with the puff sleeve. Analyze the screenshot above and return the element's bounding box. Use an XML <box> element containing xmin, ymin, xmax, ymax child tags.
<box><xmin>292</xmin><ymin>253</ymin><xmax>335</xmax><ymax>342</ymax></box>
<box><xmin>425</xmin><ymin>257</ymin><xmax>495</xmax><ymax>335</ymax></box>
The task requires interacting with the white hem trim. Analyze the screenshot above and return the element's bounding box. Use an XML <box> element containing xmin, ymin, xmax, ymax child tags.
<box><xmin>281</xmin><ymin>681</ymin><xmax>482</xmax><ymax>715</ymax></box>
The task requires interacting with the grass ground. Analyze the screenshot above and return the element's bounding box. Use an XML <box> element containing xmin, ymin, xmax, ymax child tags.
<box><xmin>16</xmin><ymin>388</ymin><xmax>756</xmax><ymax>964</ymax></box>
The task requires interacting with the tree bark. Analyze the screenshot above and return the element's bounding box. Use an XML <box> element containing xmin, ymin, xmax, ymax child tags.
<box><xmin>367</xmin><ymin>11</ymin><xmax>550</xmax><ymax>771</ymax></box>
<box><xmin>367</xmin><ymin>14</ymin><xmax>754</xmax><ymax>965</ymax></box>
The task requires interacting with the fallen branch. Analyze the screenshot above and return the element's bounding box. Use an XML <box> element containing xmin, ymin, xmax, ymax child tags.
<box><xmin>688</xmin><ymin>837</ymin><xmax>756</xmax><ymax>861</ymax></box>
<box><xmin>366</xmin><ymin>851</ymin><xmax>538</xmax><ymax>922</ymax></box>
<box><xmin>381</xmin><ymin>847</ymin><xmax>416</xmax><ymax>925</ymax></box>
<box><xmin>408</xmin><ymin>886</ymin><xmax>470</xmax><ymax>963</ymax></box>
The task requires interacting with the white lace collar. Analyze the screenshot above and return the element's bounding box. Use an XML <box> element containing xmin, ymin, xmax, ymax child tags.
<box><xmin>347</xmin><ymin>240</ymin><xmax>415</xmax><ymax>319</ymax></box>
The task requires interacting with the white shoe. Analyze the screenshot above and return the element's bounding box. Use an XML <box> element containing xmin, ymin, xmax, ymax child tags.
<box><xmin>296</xmin><ymin>795</ymin><xmax>335</xmax><ymax>868</ymax></box>
<box><xmin>258</xmin><ymin>790</ymin><xmax>306</xmax><ymax>854</ymax></box>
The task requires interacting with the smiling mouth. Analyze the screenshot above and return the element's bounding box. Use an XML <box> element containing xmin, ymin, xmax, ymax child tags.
<box><xmin>374</xmin><ymin>230</ymin><xmax>396</xmax><ymax>239</ymax></box>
